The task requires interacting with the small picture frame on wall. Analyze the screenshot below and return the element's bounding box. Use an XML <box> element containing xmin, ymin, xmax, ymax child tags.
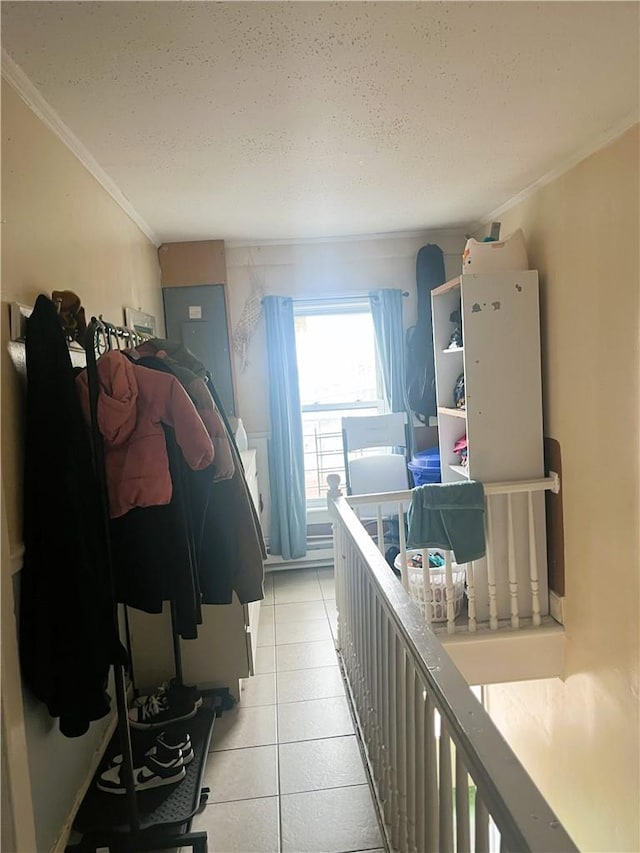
<box><xmin>124</xmin><ymin>307</ymin><xmax>156</xmax><ymax>338</ymax></box>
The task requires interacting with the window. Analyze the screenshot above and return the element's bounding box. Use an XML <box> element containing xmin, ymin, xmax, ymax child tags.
<box><xmin>294</xmin><ymin>298</ymin><xmax>384</xmax><ymax>502</ymax></box>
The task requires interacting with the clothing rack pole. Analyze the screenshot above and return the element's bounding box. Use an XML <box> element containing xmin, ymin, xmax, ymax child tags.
<box><xmin>85</xmin><ymin>317</ymin><xmax>140</xmax><ymax>834</ymax></box>
<box><xmin>169</xmin><ymin>601</ymin><xmax>184</xmax><ymax>686</ymax></box>
<box><xmin>123</xmin><ymin>606</ymin><xmax>137</xmax><ymax>697</ymax></box>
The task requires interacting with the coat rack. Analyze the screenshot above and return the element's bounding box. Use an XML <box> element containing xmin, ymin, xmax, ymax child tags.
<box><xmin>69</xmin><ymin>315</ymin><xmax>213</xmax><ymax>853</ymax></box>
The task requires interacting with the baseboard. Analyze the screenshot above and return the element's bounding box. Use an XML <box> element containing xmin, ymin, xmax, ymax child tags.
<box><xmin>265</xmin><ymin>547</ymin><xmax>334</xmax><ymax>572</ymax></box>
<box><xmin>549</xmin><ymin>590</ymin><xmax>565</xmax><ymax>625</ymax></box>
<box><xmin>50</xmin><ymin>711</ymin><xmax>118</xmax><ymax>853</ymax></box>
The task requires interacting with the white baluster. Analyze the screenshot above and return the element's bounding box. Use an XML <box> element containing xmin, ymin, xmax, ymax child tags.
<box><xmin>485</xmin><ymin>497</ymin><xmax>499</xmax><ymax>630</ymax></box>
<box><xmin>406</xmin><ymin>662</ymin><xmax>416</xmax><ymax>853</ymax></box>
<box><xmin>466</xmin><ymin>560</ymin><xmax>477</xmax><ymax>633</ymax></box>
<box><xmin>396</xmin><ymin>642</ymin><xmax>409</xmax><ymax>852</ymax></box>
<box><xmin>357</xmin><ymin>570</ymin><xmax>366</xmax><ymax>734</ymax></box>
<box><xmin>332</xmin><ymin>523</ymin><xmax>343</xmax><ymax>648</ymax></box>
<box><xmin>475</xmin><ymin>792</ymin><xmax>490</xmax><ymax>853</ymax></box>
<box><xmin>528</xmin><ymin>491</ymin><xmax>542</xmax><ymax>627</ymax></box>
<box><xmin>438</xmin><ymin>720</ymin><xmax>454</xmax><ymax>853</ymax></box>
<box><xmin>389</xmin><ymin>630</ymin><xmax>400</xmax><ymax>851</ymax></box>
<box><xmin>365</xmin><ymin>581</ymin><xmax>375</xmax><ymax>742</ymax></box>
<box><xmin>422</xmin><ymin>549</ymin><xmax>433</xmax><ymax>627</ymax></box>
<box><xmin>349</xmin><ymin>547</ymin><xmax>357</xmax><ymax>694</ymax></box>
<box><xmin>425</xmin><ymin>697</ymin><xmax>439</xmax><ymax>853</ymax></box>
<box><xmin>381</xmin><ymin>616</ymin><xmax>393</xmax><ymax>827</ymax></box>
<box><xmin>359</xmin><ymin>561</ymin><xmax>366</xmax><ymax>705</ymax></box>
<box><xmin>444</xmin><ymin>550</ymin><xmax>456</xmax><ymax>635</ymax></box>
<box><xmin>371</xmin><ymin>598</ymin><xmax>382</xmax><ymax>786</ymax></box>
<box><xmin>347</xmin><ymin>542</ymin><xmax>355</xmax><ymax>673</ymax></box>
<box><xmin>506</xmin><ymin>494</ymin><xmax>520</xmax><ymax>629</ymax></box>
<box><xmin>377</xmin><ymin>602</ymin><xmax>387</xmax><ymax>792</ymax></box>
<box><xmin>343</xmin><ymin>541</ymin><xmax>350</xmax><ymax>668</ymax></box>
<box><xmin>360</xmin><ymin>573</ymin><xmax>368</xmax><ymax>736</ymax></box>
<box><xmin>366</xmin><ymin>587</ymin><xmax>376</xmax><ymax>773</ymax></box>
<box><xmin>455</xmin><ymin>748</ymin><xmax>471</xmax><ymax>853</ymax></box>
<box><xmin>414</xmin><ymin>671</ymin><xmax>426</xmax><ymax>853</ymax></box>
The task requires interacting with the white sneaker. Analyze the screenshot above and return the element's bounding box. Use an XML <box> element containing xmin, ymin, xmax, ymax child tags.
<box><xmin>97</xmin><ymin>750</ymin><xmax>186</xmax><ymax>794</ymax></box>
<box><xmin>110</xmin><ymin>735</ymin><xmax>194</xmax><ymax>768</ymax></box>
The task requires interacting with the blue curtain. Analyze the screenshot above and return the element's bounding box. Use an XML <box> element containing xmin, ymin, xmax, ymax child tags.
<box><xmin>263</xmin><ymin>296</ymin><xmax>307</xmax><ymax>559</ymax></box>
<box><xmin>369</xmin><ymin>288</ymin><xmax>415</xmax><ymax>458</ymax></box>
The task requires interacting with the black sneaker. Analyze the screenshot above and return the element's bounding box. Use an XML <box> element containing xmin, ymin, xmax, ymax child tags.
<box><xmin>128</xmin><ymin>691</ymin><xmax>198</xmax><ymax>729</ymax></box>
<box><xmin>97</xmin><ymin>750</ymin><xmax>186</xmax><ymax>794</ymax></box>
<box><xmin>134</xmin><ymin>678</ymin><xmax>202</xmax><ymax>710</ymax></box>
<box><xmin>157</xmin><ymin>730</ymin><xmax>194</xmax><ymax>764</ymax></box>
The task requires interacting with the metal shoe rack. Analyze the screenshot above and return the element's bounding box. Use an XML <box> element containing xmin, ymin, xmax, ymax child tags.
<box><xmin>68</xmin><ymin>316</ymin><xmax>227</xmax><ymax>853</ymax></box>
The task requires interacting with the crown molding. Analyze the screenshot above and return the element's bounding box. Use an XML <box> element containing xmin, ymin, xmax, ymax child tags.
<box><xmin>473</xmin><ymin>112</ymin><xmax>639</xmax><ymax>231</ymax></box>
<box><xmin>2</xmin><ymin>50</ymin><xmax>160</xmax><ymax>247</ymax></box>
<box><xmin>226</xmin><ymin>226</ymin><xmax>468</xmax><ymax>249</ymax></box>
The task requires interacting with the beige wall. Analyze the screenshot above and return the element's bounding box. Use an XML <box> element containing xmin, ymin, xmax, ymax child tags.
<box><xmin>481</xmin><ymin>126</ymin><xmax>639</xmax><ymax>853</ymax></box>
<box><xmin>225</xmin><ymin>233</ymin><xmax>463</xmax><ymax>535</ymax></box>
<box><xmin>225</xmin><ymin>231</ymin><xmax>465</xmax><ymax>436</ymax></box>
<box><xmin>1</xmin><ymin>79</ymin><xmax>162</xmax><ymax>851</ymax></box>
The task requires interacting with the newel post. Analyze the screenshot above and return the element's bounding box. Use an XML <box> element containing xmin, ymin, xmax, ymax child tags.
<box><xmin>326</xmin><ymin>473</ymin><xmax>342</xmax><ymax>510</ymax></box>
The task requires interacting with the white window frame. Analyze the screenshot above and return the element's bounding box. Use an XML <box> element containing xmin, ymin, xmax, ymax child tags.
<box><xmin>294</xmin><ymin>297</ymin><xmax>386</xmax><ymax>507</ymax></box>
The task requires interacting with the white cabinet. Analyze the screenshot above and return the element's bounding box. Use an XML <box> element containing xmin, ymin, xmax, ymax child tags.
<box><xmin>240</xmin><ymin>449</ymin><xmax>259</xmax><ymax>513</ymax></box>
<box><xmin>180</xmin><ymin>448</ymin><xmax>262</xmax><ymax>698</ymax></box>
<box><xmin>431</xmin><ymin>271</ymin><xmax>549</xmax><ymax>620</ymax></box>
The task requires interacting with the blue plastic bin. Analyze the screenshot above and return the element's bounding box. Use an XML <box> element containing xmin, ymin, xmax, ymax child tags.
<box><xmin>408</xmin><ymin>446</ymin><xmax>441</xmax><ymax>485</ymax></box>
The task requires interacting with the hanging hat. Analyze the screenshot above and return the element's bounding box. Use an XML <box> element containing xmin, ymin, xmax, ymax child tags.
<box><xmin>52</xmin><ymin>290</ymin><xmax>87</xmax><ymax>344</ymax></box>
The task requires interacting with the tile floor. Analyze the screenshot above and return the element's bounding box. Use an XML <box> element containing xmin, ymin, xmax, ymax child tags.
<box><xmin>192</xmin><ymin>567</ymin><xmax>387</xmax><ymax>853</ymax></box>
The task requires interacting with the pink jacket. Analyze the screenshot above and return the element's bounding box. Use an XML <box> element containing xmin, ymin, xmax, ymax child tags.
<box><xmin>76</xmin><ymin>351</ymin><xmax>214</xmax><ymax>518</ymax></box>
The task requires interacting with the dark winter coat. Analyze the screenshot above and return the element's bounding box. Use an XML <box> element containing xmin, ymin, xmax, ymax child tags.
<box><xmin>19</xmin><ymin>295</ymin><xmax>124</xmax><ymax>737</ymax></box>
<box><xmin>138</xmin><ymin>340</ymin><xmax>266</xmax><ymax>605</ymax></box>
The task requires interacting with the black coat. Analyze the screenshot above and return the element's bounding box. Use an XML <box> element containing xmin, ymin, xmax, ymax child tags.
<box><xmin>131</xmin><ymin>348</ymin><xmax>266</xmax><ymax>606</ymax></box>
<box><xmin>19</xmin><ymin>295</ymin><xmax>124</xmax><ymax>737</ymax></box>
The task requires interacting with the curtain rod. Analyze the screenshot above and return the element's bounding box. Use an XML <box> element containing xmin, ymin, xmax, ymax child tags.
<box><xmin>286</xmin><ymin>292</ymin><xmax>409</xmax><ymax>304</ymax></box>
<box><xmin>261</xmin><ymin>292</ymin><xmax>410</xmax><ymax>310</ymax></box>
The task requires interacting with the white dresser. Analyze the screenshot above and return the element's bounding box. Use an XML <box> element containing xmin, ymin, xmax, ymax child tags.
<box><xmin>240</xmin><ymin>448</ymin><xmax>259</xmax><ymax>515</ymax></box>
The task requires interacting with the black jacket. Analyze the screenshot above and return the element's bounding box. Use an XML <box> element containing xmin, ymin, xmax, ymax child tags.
<box><xmin>108</xmin><ymin>356</ymin><xmax>204</xmax><ymax>639</ymax></box>
<box><xmin>19</xmin><ymin>295</ymin><xmax>124</xmax><ymax>737</ymax></box>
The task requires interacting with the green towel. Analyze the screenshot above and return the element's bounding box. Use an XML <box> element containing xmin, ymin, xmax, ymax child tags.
<box><xmin>407</xmin><ymin>481</ymin><xmax>486</xmax><ymax>563</ymax></box>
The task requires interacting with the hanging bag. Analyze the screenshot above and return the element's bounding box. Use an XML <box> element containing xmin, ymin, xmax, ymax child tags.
<box><xmin>405</xmin><ymin>244</ymin><xmax>446</xmax><ymax>423</ymax></box>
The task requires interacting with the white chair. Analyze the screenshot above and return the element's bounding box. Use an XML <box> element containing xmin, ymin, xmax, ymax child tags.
<box><xmin>341</xmin><ymin>413</ymin><xmax>410</xmax><ymax>521</ymax></box>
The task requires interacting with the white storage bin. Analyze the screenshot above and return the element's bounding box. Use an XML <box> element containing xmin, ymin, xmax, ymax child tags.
<box><xmin>462</xmin><ymin>228</ymin><xmax>528</xmax><ymax>274</ymax></box>
<box><xmin>395</xmin><ymin>549</ymin><xmax>466</xmax><ymax>622</ymax></box>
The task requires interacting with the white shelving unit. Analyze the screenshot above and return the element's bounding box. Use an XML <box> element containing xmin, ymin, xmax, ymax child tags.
<box><xmin>432</xmin><ymin>270</ymin><xmax>544</xmax><ymax>483</ymax></box>
<box><xmin>431</xmin><ymin>270</ymin><xmax>549</xmax><ymax>621</ymax></box>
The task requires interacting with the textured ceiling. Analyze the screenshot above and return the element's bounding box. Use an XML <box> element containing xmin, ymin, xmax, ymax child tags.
<box><xmin>2</xmin><ymin>2</ymin><xmax>639</xmax><ymax>242</ymax></box>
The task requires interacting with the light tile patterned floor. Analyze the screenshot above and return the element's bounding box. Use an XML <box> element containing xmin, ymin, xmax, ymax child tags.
<box><xmin>194</xmin><ymin>568</ymin><xmax>387</xmax><ymax>853</ymax></box>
